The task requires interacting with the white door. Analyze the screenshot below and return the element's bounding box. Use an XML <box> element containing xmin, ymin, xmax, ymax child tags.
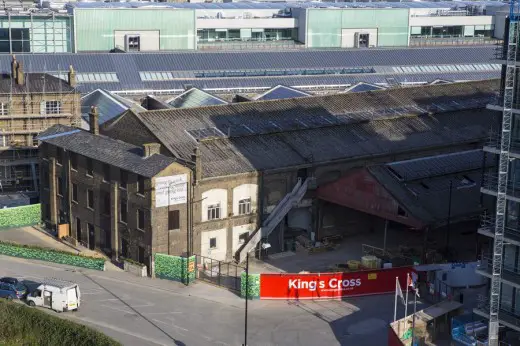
<box><xmin>66</xmin><ymin>288</ymin><xmax>78</xmax><ymax>310</ymax></box>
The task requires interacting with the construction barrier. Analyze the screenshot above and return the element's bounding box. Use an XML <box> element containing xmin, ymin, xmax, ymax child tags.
<box><xmin>259</xmin><ymin>266</ymin><xmax>413</xmax><ymax>300</ymax></box>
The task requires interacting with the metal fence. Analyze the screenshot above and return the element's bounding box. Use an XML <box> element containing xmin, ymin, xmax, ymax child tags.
<box><xmin>410</xmin><ymin>37</ymin><xmax>502</xmax><ymax>47</ymax></box>
<box><xmin>194</xmin><ymin>254</ymin><xmax>245</xmax><ymax>292</ymax></box>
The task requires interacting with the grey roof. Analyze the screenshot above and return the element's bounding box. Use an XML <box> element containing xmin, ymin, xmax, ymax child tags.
<box><xmin>345</xmin><ymin>82</ymin><xmax>386</xmax><ymax>93</ymax></box>
<box><xmin>81</xmin><ymin>89</ymin><xmax>145</xmax><ymax>125</ymax></box>
<box><xmin>1</xmin><ymin>46</ymin><xmax>498</xmax><ymax>93</ymax></box>
<box><xmin>368</xmin><ymin>150</ymin><xmax>495</xmax><ymax>227</ymax></box>
<box><xmin>254</xmin><ymin>85</ymin><xmax>310</xmax><ymax>101</ymax></box>
<box><xmin>37</xmin><ymin>125</ymin><xmax>176</xmax><ymax>178</ymax></box>
<box><xmin>167</xmin><ymin>88</ymin><xmax>227</xmax><ymax>109</ymax></box>
<box><xmin>0</xmin><ymin>72</ymin><xmax>74</xmax><ymax>94</ymax></box>
<box><xmin>67</xmin><ymin>1</ymin><xmax>505</xmax><ymax>10</ymax></box>
<box><xmin>134</xmin><ymin>79</ymin><xmax>500</xmax><ymax>178</ymax></box>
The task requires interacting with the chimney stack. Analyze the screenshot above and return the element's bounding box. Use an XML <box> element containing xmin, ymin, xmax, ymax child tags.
<box><xmin>191</xmin><ymin>146</ymin><xmax>201</xmax><ymax>185</ymax></box>
<box><xmin>11</xmin><ymin>55</ymin><xmax>17</xmax><ymax>80</ymax></box>
<box><xmin>89</xmin><ymin>106</ymin><xmax>99</xmax><ymax>135</ymax></box>
<box><xmin>143</xmin><ymin>143</ymin><xmax>161</xmax><ymax>157</ymax></box>
<box><xmin>15</xmin><ymin>61</ymin><xmax>24</xmax><ymax>85</ymax></box>
<box><xmin>68</xmin><ymin>65</ymin><xmax>76</xmax><ymax>88</ymax></box>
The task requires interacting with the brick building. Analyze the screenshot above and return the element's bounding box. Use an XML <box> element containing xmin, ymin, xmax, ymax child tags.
<box><xmin>37</xmin><ymin>109</ymin><xmax>193</xmax><ymax>268</ymax></box>
<box><xmin>98</xmin><ymin>79</ymin><xmax>500</xmax><ymax>264</ymax></box>
<box><xmin>0</xmin><ymin>55</ymin><xmax>80</xmax><ymax>196</ymax></box>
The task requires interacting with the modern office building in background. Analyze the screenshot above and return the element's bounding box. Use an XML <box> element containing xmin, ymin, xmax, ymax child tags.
<box><xmin>0</xmin><ymin>1</ymin><xmax>509</xmax><ymax>54</ymax></box>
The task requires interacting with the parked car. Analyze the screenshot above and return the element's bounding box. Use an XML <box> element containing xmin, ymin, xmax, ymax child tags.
<box><xmin>0</xmin><ymin>282</ymin><xmax>27</xmax><ymax>300</ymax></box>
<box><xmin>0</xmin><ymin>277</ymin><xmax>22</xmax><ymax>286</ymax></box>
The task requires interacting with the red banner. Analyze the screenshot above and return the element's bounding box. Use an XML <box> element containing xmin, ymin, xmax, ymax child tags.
<box><xmin>260</xmin><ymin>267</ymin><xmax>413</xmax><ymax>300</ymax></box>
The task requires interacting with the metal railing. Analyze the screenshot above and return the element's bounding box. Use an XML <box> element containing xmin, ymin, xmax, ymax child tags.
<box><xmin>476</xmin><ymin>294</ymin><xmax>520</xmax><ymax>329</ymax></box>
<box><xmin>198</xmin><ymin>40</ymin><xmax>305</xmax><ymax>51</ymax></box>
<box><xmin>477</xmin><ymin>214</ymin><xmax>520</xmax><ymax>240</ymax></box>
<box><xmin>195</xmin><ymin>254</ymin><xmax>244</xmax><ymax>292</ymax></box>
<box><xmin>482</xmin><ymin>173</ymin><xmax>520</xmax><ymax>199</ymax></box>
<box><xmin>410</xmin><ymin>37</ymin><xmax>501</xmax><ymax>47</ymax></box>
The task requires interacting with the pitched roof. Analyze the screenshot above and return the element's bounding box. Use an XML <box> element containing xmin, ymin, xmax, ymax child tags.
<box><xmin>81</xmin><ymin>89</ymin><xmax>145</xmax><ymax>126</ymax></box>
<box><xmin>254</xmin><ymin>85</ymin><xmax>310</xmax><ymax>101</ymax></box>
<box><xmin>37</xmin><ymin>125</ymin><xmax>176</xmax><ymax>178</ymax></box>
<box><xmin>166</xmin><ymin>88</ymin><xmax>228</xmax><ymax>108</ymax></box>
<box><xmin>131</xmin><ymin>79</ymin><xmax>499</xmax><ymax>178</ymax></box>
<box><xmin>0</xmin><ymin>73</ymin><xmax>75</xmax><ymax>94</ymax></box>
<box><xmin>345</xmin><ymin>82</ymin><xmax>386</xmax><ymax>93</ymax></box>
<box><xmin>368</xmin><ymin>150</ymin><xmax>494</xmax><ymax>227</ymax></box>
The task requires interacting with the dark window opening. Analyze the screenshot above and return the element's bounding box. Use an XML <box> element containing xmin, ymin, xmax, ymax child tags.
<box><xmin>122</xmin><ymin>238</ymin><xmax>129</xmax><ymax>258</ymax></box>
<box><xmin>297</xmin><ymin>168</ymin><xmax>308</xmax><ymax>180</ymax></box>
<box><xmin>70</xmin><ymin>153</ymin><xmax>77</xmax><ymax>171</ymax></box>
<box><xmin>239</xmin><ymin>232</ymin><xmax>249</xmax><ymax>244</ymax></box>
<box><xmin>168</xmin><ymin>210</ymin><xmax>180</xmax><ymax>230</ymax></box>
<box><xmin>138</xmin><ymin>246</ymin><xmax>145</xmax><ymax>263</ymax></box>
<box><xmin>209</xmin><ymin>237</ymin><xmax>217</xmax><ymax>249</ymax></box>
<box><xmin>86</xmin><ymin>158</ymin><xmax>93</xmax><ymax>176</ymax></box>
<box><xmin>120</xmin><ymin>200</ymin><xmax>127</xmax><ymax>223</ymax></box>
<box><xmin>120</xmin><ymin>170</ymin><xmax>128</xmax><ymax>189</ymax></box>
<box><xmin>57</xmin><ymin>177</ymin><xmax>63</xmax><ymax>196</ymax></box>
<box><xmin>72</xmin><ymin>183</ymin><xmax>78</xmax><ymax>202</ymax></box>
<box><xmin>87</xmin><ymin>189</ymin><xmax>94</xmax><ymax>209</ymax></box>
<box><xmin>56</xmin><ymin>148</ymin><xmax>63</xmax><ymax>165</ymax></box>
<box><xmin>137</xmin><ymin>209</ymin><xmax>145</xmax><ymax>230</ymax></box>
<box><xmin>137</xmin><ymin>176</ymin><xmax>145</xmax><ymax>195</ymax></box>
<box><xmin>103</xmin><ymin>164</ymin><xmax>110</xmax><ymax>182</ymax></box>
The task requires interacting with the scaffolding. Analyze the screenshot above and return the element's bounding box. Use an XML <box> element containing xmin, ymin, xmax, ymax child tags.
<box><xmin>487</xmin><ymin>2</ymin><xmax>520</xmax><ymax>345</ymax></box>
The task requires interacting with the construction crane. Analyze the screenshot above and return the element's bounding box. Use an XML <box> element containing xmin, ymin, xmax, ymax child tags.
<box><xmin>487</xmin><ymin>1</ymin><xmax>520</xmax><ymax>345</ymax></box>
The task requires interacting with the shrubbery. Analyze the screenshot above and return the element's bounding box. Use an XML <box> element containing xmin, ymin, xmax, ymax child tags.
<box><xmin>0</xmin><ymin>300</ymin><xmax>121</xmax><ymax>346</ymax></box>
<box><xmin>0</xmin><ymin>241</ymin><xmax>105</xmax><ymax>271</ymax></box>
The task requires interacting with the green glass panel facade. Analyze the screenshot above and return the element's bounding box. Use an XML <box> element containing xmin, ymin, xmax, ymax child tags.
<box><xmin>306</xmin><ymin>8</ymin><xmax>409</xmax><ymax>48</ymax></box>
<box><xmin>74</xmin><ymin>9</ymin><xmax>196</xmax><ymax>52</ymax></box>
<box><xmin>0</xmin><ymin>15</ymin><xmax>72</xmax><ymax>53</ymax></box>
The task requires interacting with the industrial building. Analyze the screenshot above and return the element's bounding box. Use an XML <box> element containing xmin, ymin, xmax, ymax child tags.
<box><xmin>473</xmin><ymin>5</ymin><xmax>520</xmax><ymax>345</ymax></box>
<box><xmin>0</xmin><ymin>55</ymin><xmax>80</xmax><ymax>197</ymax></box>
<box><xmin>91</xmin><ymin>79</ymin><xmax>499</xmax><ymax>265</ymax></box>
<box><xmin>0</xmin><ymin>1</ymin><xmax>506</xmax><ymax>54</ymax></box>
<box><xmin>37</xmin><ymin>112</ymin><xmax>191</xmax><ymax>268</ymax></box>
<box><xmin>0</xmin><ymin>46</ymin><xmax>500</xmax><ymax>96</ymax></box>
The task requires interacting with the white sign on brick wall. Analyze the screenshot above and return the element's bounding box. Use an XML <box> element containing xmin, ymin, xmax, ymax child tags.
<box><xmin>155</xmin><ymin>174</ymin><xmax>188</xmax><ymax>208</ymax></box>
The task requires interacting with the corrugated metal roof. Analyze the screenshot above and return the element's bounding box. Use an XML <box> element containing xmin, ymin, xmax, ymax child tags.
<box><xmin>167</xmin><ymin>88</ymin><xmax>228</xmax><ymax>108</ymax></box>
<box><xmin>134</xmin><ymin>79</ymin><xmax>499</xmax><ymax>177</ymax></box>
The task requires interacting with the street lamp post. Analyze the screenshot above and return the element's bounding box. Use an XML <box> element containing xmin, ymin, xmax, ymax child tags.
<box><xmin>445</xmin><ymin>180</ymin><xmax>453</xmax><ymax>254</ymax></box>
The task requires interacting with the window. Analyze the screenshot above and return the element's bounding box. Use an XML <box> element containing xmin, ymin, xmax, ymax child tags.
<box><xmin>72</xmin><ymin>183</ymin><xmax>78</xmax><ymax>203</ymax></box>
<box><xmin>209</xmin><ymin>237</ymin><xmax>217</xmax><ymax>249</ymax></box>
<box><xmin>137</xmin><ymin>209</ymin><xmax>145</xmax><ymax>230</ymax></box>
<box><xmin>0</xmin><ymin>102</ymin><xmax>8</xmax><ymax>116</ymax></box>
<box><xmin>103</xmin><ymin>192</ymin><xmax>111</xmax><ymax>215</ymax></box>
<box><xmin>137</xmin><ymin>176</ymin><xmax>145</xmax><ymax>195</ymax></box>
<box><xmin>127</xmin><ymin>35</ymin><xmax>140</xmax><ymax>52</ymax></box>
<box><xmin>238</xmin><ymin>198</ymin><xmax>251</xmax><ymax>215</ymax></box>
<box><xmin>103</xmin><ymin>164</ymin><xmax>110</xmax><ymax>182</ymax></box>
<box><xmin>86</xmin><ymin>158</ymin><xmax>93</xmax><ymax>177</ymax></box>
<box><xmin>87</xmin><ymin>189</ymin><xmax>94</xmax><ymax>209</ymax></box>
<box><xmin>57</xmin><ymin>177</ymin><xmax>63</xmax><ymax>196</ymax></box>
<box><xmin>70</xmin><ymin>153</ymin><xmax>77</xmax><ymax>171</ymax></box>
<box><xmin>120</xmin><ymin>200</ymin><xmax>127</xmax><ymax>223</ymax></box>
<box><xmin>238</xmin><ymin>232</ymin><xmax>249</xmax><ymax>244</ymax></box>
<box><xmin>120</xmin><ymin>170</ymin><xmax>127</xmax><ymax>189</ymax></box>
<box><xmin>397</xmin><ymin>206</ymin><xmax>407</xmax><ymax>217</ymax></box>
<box><xmin>168</xmin><ymin>210</ymin><xmax>180</xmax><ymax>230</ymax></box>
<box><xmin>207</xmin><ymin>204</ymin><xmax>221</xmax><ymax>220</ymax></box>
<box><xmin>56</xmin><ymin>148</ymin><xmax>63</xmax><ymax>165</ymax></box>
<box><xmin>45</xmin><ymin>101</ymin><xmax>61</xmax><ymax>114</ymax></box>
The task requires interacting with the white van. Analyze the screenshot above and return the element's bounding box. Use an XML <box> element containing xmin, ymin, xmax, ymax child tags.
<box><xmin>26</xmin><ymin>278</ymin><xmax>80</xmax><ymax>312</ymax></box>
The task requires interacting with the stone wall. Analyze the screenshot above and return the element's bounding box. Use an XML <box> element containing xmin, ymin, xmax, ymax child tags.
<box><xmin>0</xmin><ymin>204</ymin><xmax>41</xmax><ymax>228</ymax></box>
<box><xmin>0</xmin><ymin>241</ymin><xmax>105</xmax><ymax>270</ymax></box>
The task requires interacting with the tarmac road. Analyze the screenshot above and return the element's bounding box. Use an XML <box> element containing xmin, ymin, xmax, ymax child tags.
<box><xmin>0</xmin><ymin>255</ymin><xmax>424</xmax><ymax>346</ymax></box>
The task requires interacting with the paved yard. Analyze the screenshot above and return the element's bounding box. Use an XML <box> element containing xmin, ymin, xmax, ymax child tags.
<box><xmin>0</xmin><ymin>255</ymin><xmax>428</xmax><ymax>346</ymax></box>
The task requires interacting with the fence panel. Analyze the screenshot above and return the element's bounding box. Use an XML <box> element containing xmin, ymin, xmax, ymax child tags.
<box><xmin>195</xmin><ymin>254</ymin><xmax>244</xmax><ymax>292</ymax></box>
